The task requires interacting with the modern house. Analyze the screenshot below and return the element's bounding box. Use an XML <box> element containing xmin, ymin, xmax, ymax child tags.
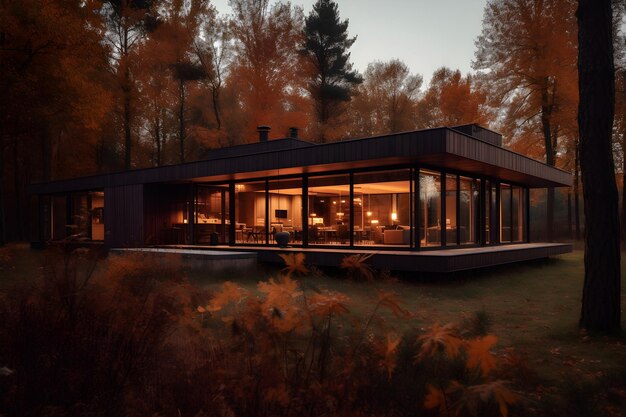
<box><xmin>28</xmin><ymin>124</ymin><xmax>572</xmax><ymax>272</ymax></box>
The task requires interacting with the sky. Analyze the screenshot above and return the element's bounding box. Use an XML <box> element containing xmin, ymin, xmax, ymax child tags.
<box><xmin>211</xmin><ymin>0</ymin><xmax>489</xmax><ymax>85</ymax></box>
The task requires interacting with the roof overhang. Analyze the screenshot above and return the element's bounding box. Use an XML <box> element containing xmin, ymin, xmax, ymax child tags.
<box><xmin>28</xmin><ymin>127</ymin><xmax>571</xmax><ymax>195</ymax></box>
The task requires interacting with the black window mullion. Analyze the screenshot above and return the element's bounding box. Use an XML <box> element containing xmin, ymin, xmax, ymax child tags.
<box><xmin>495</xmin><ymin>182</ymin><xmax>501</xmax><ymax>244</ymax></box>
<box><xmin>456</xmin><ymin>175</ymin><xmax>461</xmax><ymax>245</ymax></box>
<box><xmin>526</xmin><ymin>188</ymin><xmax>531</xmax><ymax>242</ymax></box>
<box><xmin>510</xmin><ymin>186</ymin><xmax>514</xmax><ymax>243</ymax></box>
<box><xmin>302</xmin><ymin>176</ymin><xmax>308</xmax><ymax>247</ymax></box>
<box><xmin>415</xmin><ymin>166</ymin><xmax>421</xmax><ymax>250</ymax></box>
<box><xmin>349</xmin><ymin>172</ymin><xmax>354</xmax><ymax>247</ymax></box>
<box><xmin>265</xmin><ymin>179</ymin><xmax>269</xmax><ymax>245</ymax></box>
<box><xmin>441</xmin><ymin>171</ymin><xmax>446</xmax><ymax>247</ymax></box>
<box><xmin>229</xmin><ymin>183</ymin><xmax>236</xmax><ymax>245</ymax></box>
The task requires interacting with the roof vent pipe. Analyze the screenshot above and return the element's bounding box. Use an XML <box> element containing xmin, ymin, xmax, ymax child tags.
<box><xmin>289</xmin><ymin>127</ymin><xmax>298</xmax><ymax>139</ymax></box>
<box><xmin>257</xmin><ymin>125</ymin><xmax>271</xmax><ymax>142</ymax></box>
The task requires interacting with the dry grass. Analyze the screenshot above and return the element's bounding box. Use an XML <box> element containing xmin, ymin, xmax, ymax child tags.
<box><xmin>0</xmin><ymin>244</ymin><xmax>625</xmax><ymax>416</ymax></box>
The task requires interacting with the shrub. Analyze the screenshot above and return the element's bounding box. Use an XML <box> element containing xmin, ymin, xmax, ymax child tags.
<box><xmin>0</xmin><ymin>250</ymin><xmax>521</xmax><ymax>417</ymax></box>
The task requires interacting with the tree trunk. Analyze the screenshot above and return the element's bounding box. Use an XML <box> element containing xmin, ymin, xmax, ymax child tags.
<box><xmin>577</xmin><ymin>0</ymin><xmax>621</xmax><ymax>333</ymax></box>
<box><xmin>0</xmin><ymin>139</ymin><xmax>5</xmax><ymax>246</ymax></box>
<box><xmin>123</xmin><ymin>24</ymin><xmax>132</xmax><ymax>170</ymax></box>
<box><xmin>179</xmin><ymin>79</ymin><xmax>186</xmax><ymax>163</ymax></box>
<box><xmin>541</xmin><ymin>95</ymin><xmax>555</xmax><ymax>242</ymax></box>
<box><xmin>622</xmin><ymin>129</ymin><xmax>626</xmax><ymax>240</ymax></box>
<box><xmin>13</xmin><ymin>137</ymin><xmax>23</xmax><ymax>240</ymax></box>
<box><xmin>124</xmin><ymin>88</ymin><xmax>132</xmax><ymax>170</ymax></box>
<box><xmin>212</xmin><ymin>85</ymin><xmax>222</xmax><ymax>130</ymax></box>
<box><xmin>574</xmin><ymin>138</ymin><xmax>581</xmax><ymax>240</ymax></box>
<box><xmin>155</xmin><ymin>117</ymin><xmax>162</xmax><ymax>167</ymax></box>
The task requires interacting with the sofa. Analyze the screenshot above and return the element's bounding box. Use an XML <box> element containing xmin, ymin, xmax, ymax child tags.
<box><xmin>383</xmin><ymin>226</ymin><xmax>411</xmax><ymax>245</ymax></box>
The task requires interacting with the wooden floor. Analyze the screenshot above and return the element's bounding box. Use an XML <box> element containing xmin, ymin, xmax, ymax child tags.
<box><xmin>161</xmin><ymin>243</ymin><xmax>573</xmax><ymax>273</ymax></box>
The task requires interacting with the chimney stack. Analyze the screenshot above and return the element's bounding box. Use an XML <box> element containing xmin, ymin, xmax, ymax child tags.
<box><xmin>289</xmin><ymin>127</ymin><xmax>298</xmax><ymax>139</ymax></box>
<box><xmin>257</xmin><ymin>125</ymin><xmax>271</xmax><ymax>142</ymax></box>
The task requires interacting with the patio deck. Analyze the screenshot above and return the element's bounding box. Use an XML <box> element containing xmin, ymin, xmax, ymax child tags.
<box><xmin>160</xmin><ymin>243</ymin><xmax>573</xmax><ymax>273</ymax></box>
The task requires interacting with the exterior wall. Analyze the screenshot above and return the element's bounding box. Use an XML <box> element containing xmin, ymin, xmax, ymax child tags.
<box><xmin>143</xmin><ymin>184</ymin><xmax>193</xmax><ymax>245</ymax></box>
<box><xmin>104</xmin><ymin>184</ymin><xmax>144</xmax><ymax>248</ymax></box>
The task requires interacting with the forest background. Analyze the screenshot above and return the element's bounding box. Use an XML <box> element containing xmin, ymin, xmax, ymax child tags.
<box><xmin>1</xmin><ymin>0</ymin><xmax>626</xmax><ymax>244</ymax></box>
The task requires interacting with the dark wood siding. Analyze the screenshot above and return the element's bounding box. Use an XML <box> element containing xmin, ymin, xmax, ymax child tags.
<box><xmin>445</xmin><ymin>130</ymin><xmax>571</xmax><ymax>187</ymax></box>
<box><xmin>104</xmin><ymin>184</ymin><xmax>144</xmax><ymax>248</ymax></box>
<box><xmin>28</xmin><ymin>127</ymin><xmax>571</xmax><ymax>195</ymax></box>
<box><xmin>144</xmin><ymin>184</ymin><xmax>193</xmax><ymax>245</ymax></box>
<box><xmin>452</xmin><ymin>124</ymin><xmax>502</xmax><ymax>147</ymax></box>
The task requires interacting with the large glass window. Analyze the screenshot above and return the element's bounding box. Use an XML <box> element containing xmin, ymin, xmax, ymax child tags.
<box><xmin>308</xmin><ymin>174</ymin><xmax>350</xmax><ymax>245</ymax></box>
<box><xmin>268</xmin><ymin>178</ymin><xmax>303</xmax><ymax>245</ymax></box>
<box><xmin>500</xmin><ymin>184</ymin><xmax>512</xmax><ymax>243</ymax></box>
<box><xmin>512</xmin><ymin>186</ymin><xmax>525</xmax><ymax>242</ymax></box>
<box><xmin>445</xmin><ymin>174</ymin><xmax>458</xmax><ymax>246</ymax></box>
<box><xmin>354</xmin><ymin>169</ymin><xmax>411</xmax><ymax>247</ymax></box>
<box><xmin>235</xmin><ymin>180</ymin><xmax>267</xmax><ymax>244</ymax></box>
<box><xmin>459</xmin><ymin>177</ymin><xmax>478</xmax><ymax>245</ymax></box>
<box><xmin>195</xmin><ymin>185</ymin><xmax>230</xmax><ymax>244</ymax></box>
<box><xmin>419</xmin><ymin>170</ymin><xmax>441</xmax><ymax>247</ymax></box>
<box><xmin>90</xmin><ymin>192</ymin><xmax>105</xmax><ymax>241</ymax></box>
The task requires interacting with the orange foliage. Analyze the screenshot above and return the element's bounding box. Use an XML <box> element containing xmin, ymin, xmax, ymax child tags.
<box><xmin>375</xmin><ymin>289</ymin><xmax>411</xmax><ymax>319</ymax></box>
<box><xmin>466</xmin><ymin>335</ymin><xmax>499</xmax><ymax>376</ymax></box>
<box><xmin>418</xmin><ymin>67</ymin><xmax>489</xmax><ymax>129</ymax></box>
<box><xmin>308</xmin><ymin>291</ymin><xmax>350</xmax><ymax>317</ymax></box>
<box><xmin>278</xmin><ymin>252</ymin><xmax>309</xmax><ymax>277</ymax></box>
<box><xmin>227</xmin><ymin>0</ymin><xmax>308</xmax><ymax>141</ymax></box>
<box><xmin>203</xmin><ymin>281</ymin><xmax>250</xmax><ymax>312</ymax></box>
<box><xmin>417</xmin><ymin>322</ymin><xmax>464</xmax><ymax>360</ymax></box>
<box><xmin>258</xmin><ymin>275</ymin><xmax>304</xmax><ymax>331</ymax></box>
<box><xmin>0</xmin><ymin>248</ymin><xmax>531</xmax><ymax>416</ymax></box>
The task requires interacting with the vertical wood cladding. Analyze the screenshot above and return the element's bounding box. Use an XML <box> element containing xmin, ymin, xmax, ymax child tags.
<box><xmin>104</xmin><ymin>184</ymin><xmax>144</xmax><ymax>248</ymax></box>
<box><xmin>143</xmin><ymin>184</ymin><xmax>193</xmax><ymax>245</ymax></box>
<box><xmin>28</xmin><ymin>127</ymin><xmax>569</xmax><ymax>196</ymax></box>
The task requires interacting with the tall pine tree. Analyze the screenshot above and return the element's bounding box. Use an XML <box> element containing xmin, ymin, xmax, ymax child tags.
<box><xmin>301</xmin><ymin>0</ymin><xmax>361</xmax><ymax>142</ymax></box>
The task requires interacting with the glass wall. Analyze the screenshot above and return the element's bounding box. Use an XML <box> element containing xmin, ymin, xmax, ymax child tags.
<box><xmin>459</xmin><ymin>177</ymin><xmax>478</xmax><ymax>245</ymax></box>
<box><xmin>216</xmin><ymin>168</ymin><xmax>527</xmax><ymax>249</ymax></box>
<box><xmin>234</xmin><ymin>180</ymin><xmax>267</xmax><ymax>244</ymax></box>
<box><xmin>195</xmin><ymin>185</ymin><xmax>230</xmax><ymax>244</ymax></box>
<box><xmin>511</xmin><ymin>186</ymin><xmax>526</xmax><ymax>242</ymax></box>
<box><xmin>500</xmin><ymin>183</ymin><xmax>512</xmax><ymax>243</ymax></box>
<box><xmin>90</xmin><ymin>192</ymin><xmax>105</xmax><ymax>241</ymax></box>
<box><xmin>268</xmin><ymin>177</ymin><xmax>303</xmax><ymax>245</ymax></box>
<box><xmin>308</xmin><ymin>174</ymin><xmax>351</xmax><ymax>245</ymax></box>
<box><xmin>419</xmin><ymin>170</ymin><xmax>441</xmax><ymax>247</ymax></box>
<box><xmin>354</xmin><ymin>169</ymin><xmax>411</xmax><ymax>247</ymax></box>
<box><xmin>445</xmin><ymin>174</ymin><xmax>458</xmax><ymax>246</ymax></box>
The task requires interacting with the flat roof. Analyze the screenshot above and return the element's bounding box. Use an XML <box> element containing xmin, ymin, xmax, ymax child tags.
<box><xmin>28</xmin><ymin>126</ymin><xmax>571</xmax><ymax>195</ymax></box>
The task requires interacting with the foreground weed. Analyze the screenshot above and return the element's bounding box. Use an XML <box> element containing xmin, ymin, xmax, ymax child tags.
<box><xmin>340</xmin><ymin>253</ymin><xmax>375</xmax><ymax>281</ymax></box>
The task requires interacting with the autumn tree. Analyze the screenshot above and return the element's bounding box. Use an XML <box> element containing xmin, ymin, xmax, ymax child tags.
<box><xmin>135</xmin><ymin>31</ymin><xmax>176</xmax><ymax>166</ymax></box>
<box><xmin>417</xmin><ymin>67</ymin><xmax>489</xmax><ymax>129</ymax></box>
<box><xmin>0</xmin><ymin>0</ymin><xmax>111</xmax><ymax>242</ymax></box>
<box><xmin>161</xmin><ymin>0</ymin><xmax>208</xmax><ymax>163</ymax></box>
<box><xmin>347</xmin><ymin>59</ymin><xmax>421</xmax><ymax>137</ymax></box>
<box><xmin>102</xmin><ymin>0</ymin><xmax>158</xmax><ymax>169</ymax></box>
<box><xmin>228</xmin><ymin>0</ymin><xmax>305</xmax><ymax>143</ymax></box>
<box><xmin>193</xmin><ymin>12</ymin><xmax>232</xmax><ymax>137</ymax></box>
<box><xmin>618</xmin><ymin>68</ymin><xmax>626</xmax><ymax>240</ymax></box>
<box><xmin>301</xmin><ymin>0</ymin><xmax>361</xmax><ymax>142</ymax></box>
<box><xmin>474</xmin><ymin>0</ymin><xmax>578</xmax><ymax>241</ymax></box>
<box><xmin>577</xmin><ymin>0</ymin><xmax>621</xmax><ymax>332</ymax></box>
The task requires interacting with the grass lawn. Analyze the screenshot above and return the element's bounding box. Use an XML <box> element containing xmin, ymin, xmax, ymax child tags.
<box><xmin>187</xmin><ymin>250</ymin><xmax>626</xmax><ymax>388</ymax></box>
<box><xmin>1</xmin><ymin>243</ymin><xmax>625</xmax><ymax>414</ymax></box>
